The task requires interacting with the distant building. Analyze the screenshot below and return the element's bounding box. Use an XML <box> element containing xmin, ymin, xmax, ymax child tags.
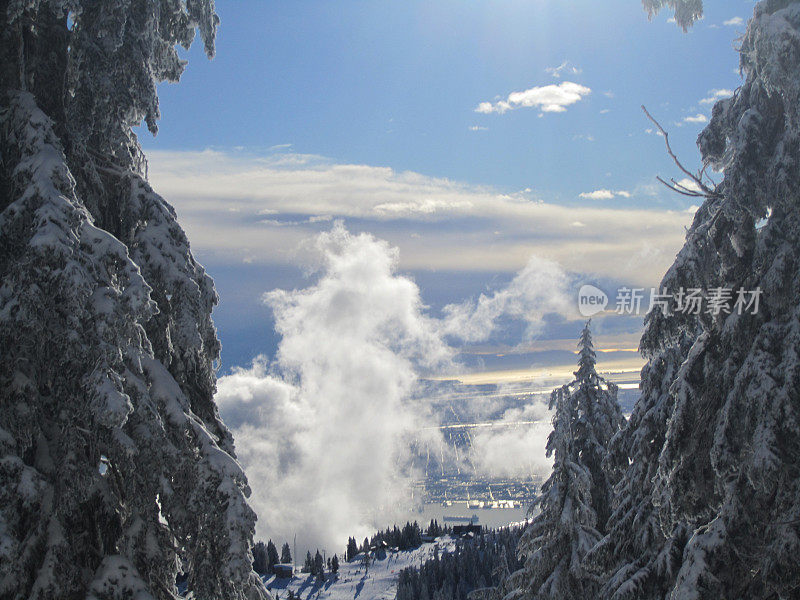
<box><xmin>273</xmin><ymin>564</ymin><xmax>293</xmax><ymax>579</ymax></box>
<box><xmin>452</xmin><ymin>524</ymin><xmax>482</xmax><ymax>537</ymax></box>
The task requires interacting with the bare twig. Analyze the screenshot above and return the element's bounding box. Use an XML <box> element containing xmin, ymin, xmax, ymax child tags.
<box><xmin>655</xmin><ymin>176</ymin><xmax>705</xmax><ymax>197</ymax></box>
<box><xmin>642</xmin><ymin>105</ymin><xmax>721</xmax><ymax>200</ymax></box>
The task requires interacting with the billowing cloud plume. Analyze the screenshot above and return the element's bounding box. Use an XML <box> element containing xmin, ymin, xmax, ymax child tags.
<box><xmin>217</xmin><ymin>224</ymin><xmax>451</xmax><ymax>554</ymax></box>
<box><xmin>216</xmin><ymin>225</ymin><xmax>573</xmax><ymax>554</ymax></box>
<box><xmin>475</xmin><ymin>81</ymin><xmax>591</xmax><ymax>115</ymax></box>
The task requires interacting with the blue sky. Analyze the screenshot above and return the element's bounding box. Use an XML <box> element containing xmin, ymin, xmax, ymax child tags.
<box><xmin>140</xmin><ymin>0</ymin><xmax>753</xmax><ymax>373</ymax></box>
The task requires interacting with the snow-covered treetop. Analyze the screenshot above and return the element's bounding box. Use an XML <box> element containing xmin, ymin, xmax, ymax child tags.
<box><xmin>5</xmin><ymin>0</ymin><xmax>219</xmax><ymax>175</ymax></box>
<box><xmin>642</xmin><ymin>0</ymin><xmax>704</xmax><ymax>31</ymax></box>
<box><xmin>700</xmin><ymin>0</ymin><xmax>800</xmax><ymax>220</ymax></box>
<box><xmin>575</xmin><ymin>320</ymin><xmax>598</xmax><ymax>384</ymax></box>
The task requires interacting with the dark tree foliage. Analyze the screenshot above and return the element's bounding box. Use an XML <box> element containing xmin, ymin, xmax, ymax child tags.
<box><xmin>267</xmin><ymin>539</ymin><xmax>280</xmax><ymax>574</ymax></box>
<box><xmin>253</xmin><ymin>541</ymin><xmax>269</xmax><ymax>576</ymax></box>
<box><xmin>313</xmin><ymin>550</ymin><xmax>325</xmax><ymax>580</ymax></box>
<box><xmin>347</xmin><ymin>520</ymin><xmax>435</xmax><ymax>557</ymax></box>
<box><xmin>281</xmin><ymin>542</ymin><xmax>293</xmax><ymax>564</ymax></box>
<box><xmin>396</xmin><ymin>527</ymin><xmax>524</xmax><ymax>600</ymax></box>
<box><xmin>347</xmin><ymin>537</ymin><xmax>360</xmax><ymax>562</ymax></box>
<box><xmin>426</xmin><ymin>519</ymin><xmax>446</xmax><ymax>538</ymax></box>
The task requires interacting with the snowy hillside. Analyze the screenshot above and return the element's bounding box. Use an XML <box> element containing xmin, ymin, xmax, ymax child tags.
<box><xmin>263</xmin><ymin>538</ymin><xmax>458</xmax><ymax>600</ymax></box>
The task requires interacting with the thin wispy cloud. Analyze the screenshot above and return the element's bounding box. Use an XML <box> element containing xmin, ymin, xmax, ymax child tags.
<box><xmin>723</xmin><ymin>16</ymin><xmax>744</xmax><ymax>26</ymax></box>
<box><xmin>475</xmin><ymin>81</ymin><xmax>591</xmax><ymax>115</ymax></box>
<box><xmin>470</xmin><ymin>125</ymin><xmax>488</xmax><ymax>131</ymax></box>
<box><xmin>545</xmin><ymin>60</ymin><xmax>582</xmax><ymax>79</ymax></box>
<box><xmin>579</xmin><ymin>189</ymin><xmax>631</xmax><ymax>200</ymax></box>
<box><xmin>699</xmin><ymin>89</ymin><xmax>733</xmax><ymax>104</ymax></box>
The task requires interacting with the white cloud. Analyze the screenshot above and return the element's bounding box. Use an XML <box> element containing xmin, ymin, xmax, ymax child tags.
<box><xmin>147</xmin><ymin>149</ymin><xmax>693</xmax><ymax>286</ymax></box>
<box><xmin>683</xmin><ymin>113</ymin><xmax>708</xmax><ymax>124</ymax></box>
<box><xmin>580</xmin><ymin>189</ymin><xmax>614</xmax><ymax>200</ymax></box>
<box><xmin>217</xmin><ymin>224</ymin><xmax>452</xmax><ymax>555</ymax></box>
<box><xmin>470</xmin><ymin>125</ymin><xmax>488</xmax><ymax>131</ymax></box>
<box><xmin>545</xmin><ymin>60</ymin><xmax>582</xmax><ymax>79</ymax></box>
<box><xmin>475</xmin><ymin>81</ymin><xmax>591</xmax><ymax>115</ymax></box>
<box><xmin>699</xmin><ymin>89</ymin><xmax>733</xmax><ymax>104</ymax></box>
<box><xmin>579</xmin><ymin>189</ymin><xmax>631</xmax><ymax>200</ymax></box>
<box><xmin>676</xmin><ymin>178</ymin><xmax>703</xmax><ymax>193</ymax></box>
<box><xmin>723</xmin><ymin>16</ymin><xmax>744</xmax><ymax>26</ymax></box>
<box><xmin>470</xmin><ymin>402</ymin><xmax>554</xmax><ymax>478</ymax></box>
<box><xmin>440</xmin><ymin>255</ymin><xmax>570</xmax><ymax>343</ymax></box>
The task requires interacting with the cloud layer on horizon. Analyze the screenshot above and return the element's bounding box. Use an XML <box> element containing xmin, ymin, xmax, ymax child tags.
<box><xmin>147</xmin><ymin>149</ymin><xmax>693</xmax><ymax>286</ymax></box>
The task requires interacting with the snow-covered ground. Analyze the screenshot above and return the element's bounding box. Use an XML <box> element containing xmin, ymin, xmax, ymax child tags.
<box><xmin>263</xmin><ymin>537</ymin><xmax>458</xmax><ymax>600</ymax></box>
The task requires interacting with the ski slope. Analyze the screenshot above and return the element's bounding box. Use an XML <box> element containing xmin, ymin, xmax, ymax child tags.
<box><xmin>263</xmin><ymin>537</ymin><xmax>458</xmax><ymax>600</ymax></box>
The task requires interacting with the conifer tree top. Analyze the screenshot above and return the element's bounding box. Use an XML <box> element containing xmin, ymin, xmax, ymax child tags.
<box><xmin>575</xmin><ymin>320</ymin><xmax>597</xmax><ymax>383</ymax></box>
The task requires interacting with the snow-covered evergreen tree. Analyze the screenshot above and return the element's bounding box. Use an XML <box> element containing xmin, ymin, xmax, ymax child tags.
<box><xmin>507</xmin><ymin>322</ymin><xmax>624</xmax><ymax>600</ymax></box>
<box><xmin>0</xmin><ymin>2</ymin><xmax>266</xmax><ymax>599</ymax></box>
<box><xmin>641</xmin><ymin>0</ymin><xmax>703</xmax><ymax>31</ymax></box>
<box><xmin>590</xmin><ymin>1</ymin><xmax>800</xmax><ymax>598</ymax></box>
